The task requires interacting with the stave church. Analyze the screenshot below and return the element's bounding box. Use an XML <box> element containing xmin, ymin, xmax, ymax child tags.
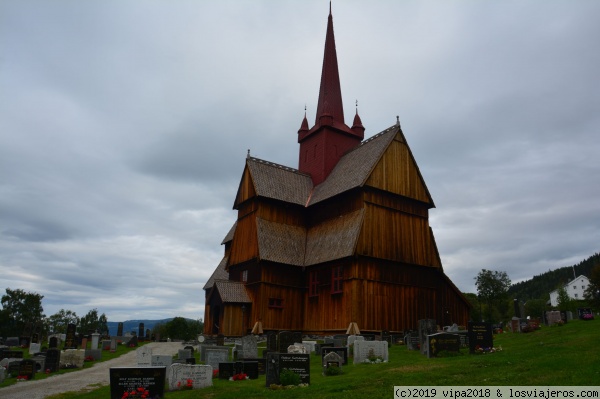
<box><xmin>203</xmin><ymin>6</ymin><xmax>470</xmax><ymax>336</ymax></box>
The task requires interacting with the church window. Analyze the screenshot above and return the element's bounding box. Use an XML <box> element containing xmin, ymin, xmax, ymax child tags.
<box><xmin>268</xmin><ymin>298</ymin><xmax>283</xmax><ymax>308</ymax></box>
<box><xmin>331</xmin><ymin>266</ymin><xmax>343</xmax><ymax>294</ymax></box>
<box><xmin>242</xmin><ymin>270</ymin><xmax>248</xmax><ymax>282</ymax></box>
<box><xmin>309</xmin><ymin>271</ymin><xmax>319</xmax><ymax>297</ymax></box>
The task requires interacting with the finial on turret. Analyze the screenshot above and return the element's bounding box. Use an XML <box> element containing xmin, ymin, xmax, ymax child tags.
<box><xmin>396</xmin><ymin>115</ymin><xmax>400</xmax><ymax>126</ymax></box>
<box><xmin>247</xmin><ymin>149</ymin><xmax>250</xmax><ymax>159</ymax></box>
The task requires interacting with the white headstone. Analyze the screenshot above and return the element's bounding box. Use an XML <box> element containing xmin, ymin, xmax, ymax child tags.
<box><xmin>353</xmin><ymin>340</ymin><xmax>389</xmax><ymax>364</ymax></box>
<box><xmin>137</xmin><ymin>346</ymin><xmax>153</xmax><ymax>367</ymax></box>
<box><xmin>167</xmin><ymin>364</ymin><xmax>213</xmax><ymax>390</ymax></box>
<box><xmin>302</xmin><ymin>340</ymin><xmax>317</xmax><ymax>352</ymax></box>
<box><xmin>151</xmin><ymin>355</ymin><xmax>172</xmax><ymax>368</ymax></box>
<box><xmin>205</xmin><ymin>348</ymin><xmax>229</xmax><ymax>369</ymax></box>
<box><xmin>29</xmin><ymin>342</ymin><xmax>41</xmax><ymax>355</ymax></box>
<box><xmin>61</xmin><ymin>349</ymin><xmax>86</xmax><ymax>368</ymax></box>
<box><xmin>347</xmin><ymin>335</ymin><xmax>364</xmax><ymax>347</ymax></box>
<box><xmin>287</xmin><ymin>343</ymin><xmax>307</xmax><ymax>354</ymax></box>
<box><xmin>91</xmin><ymin>333</ymin><xmax>100</xmax><ymax>349</ymax></box>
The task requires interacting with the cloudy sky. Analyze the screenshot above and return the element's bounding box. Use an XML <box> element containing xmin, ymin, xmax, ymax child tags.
<box><xmin>1</xmin><ymin>1</ymin><xmax>599</xmax><ymax>323</ymax></box>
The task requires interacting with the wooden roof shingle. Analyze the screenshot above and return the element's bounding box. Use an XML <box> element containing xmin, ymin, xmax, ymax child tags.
<box><xmin>202</xmin><ymin>255</ymin><xmax>229</xmax><ymax>290</ymax></box>
<box><xmin>213</xmin><ymin>280</ymin><xmax>251</xmax><ymax>303</ymax></box>
<box><xmin>256</xmin><ymin>218</ymin><xmax>306</xmax><ymax>266</ymax></box>
<box><xmin>247</xmin><ymin>158</ymin><xmax>313</xmax><ymax>206</ymax></box>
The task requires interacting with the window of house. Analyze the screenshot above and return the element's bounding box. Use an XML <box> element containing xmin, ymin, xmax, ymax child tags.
<box><xmin>331</xmin><ymin>266</ymin><xmax>343</xmax><ymax>294</ymax></box>
<box><xmin>575</xmin><ymin>294</ymin><xmax>578</xmax><ymax>298</ymax></box>
<box><xmin>268</xmin><ymin>298</ymin><xmax>283</xmax><ymax>308</ymax></box>
<box><xmin>242</xmin><ymin>270</ymin><xmax>248</xmax><ymax>282</ymax></box>
<box><xmin>309</xmin><ymin>271</ymin><xmax>319</xmax><ymax>297</ymax></box>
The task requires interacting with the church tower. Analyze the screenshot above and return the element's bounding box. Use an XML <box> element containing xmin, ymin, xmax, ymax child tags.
<box><xmin>298</xmin><ymin>5</ymin><xmax>364</xmax><ymax>185</ymax></box>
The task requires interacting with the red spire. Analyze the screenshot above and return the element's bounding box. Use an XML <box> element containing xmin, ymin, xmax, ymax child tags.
<box><xmin>298</xmin><ymin>109</ymin><xmax>309</xmax><ymax>134</ymax></box>
<box><xmin>351</xmin><ymin>108</ymin><xmax>365</xmax><ymax>136</ymax></box>
<box><xmin>315</xmin><ymin>5</ymin><xmax>344</xmax><ymax>126</ymax></box>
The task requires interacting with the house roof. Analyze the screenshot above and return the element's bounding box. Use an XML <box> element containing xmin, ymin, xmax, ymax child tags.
<box><xmin>202</xmin><ymin>255</ymin><xmax>229</xmax><ymax>290</ymax></box>
<box><xmin>221</xmin><ymin>222</ymin><xmax>237</xmax><ymax>245</ymax></box>
<box><xmin>213</xmin><ymin>280</ymin><xmax>251</xmax><ymax>303</ymax></box>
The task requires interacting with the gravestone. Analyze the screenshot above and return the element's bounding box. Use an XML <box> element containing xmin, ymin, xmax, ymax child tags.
<box><xmin>302</xmin><ymin>340</ymin><xmax>317</xmax><ymax>353</ymax></box>
<box><xmin>353</xmin><ymin>340</ymin><xmax>389</xmax><ymax>364</ymax></box>
<box><xmin>0</xmin><ymin>350</ymin><xmax>23</xmax><ymax>360</ymax></box>
<box><xmin>31</xmin><ymin>355</ymin><xmax>46</xmax><ymax>372</ymax></box>
<box><xmin>219</xmin><ymin>362</ymin><xmax>235</xmax><ymax>379</ymax></box>
<box><xmin>468</xmin><ymin>322</ymin><xmax>493</xmax><ymax>353</ymax></box>
<box><xmin>85</xmin><ymin>349</ymin><xmax>102</xmax><ymax>361</ymax></box>
<box><xmin>18</xmin><ymin>359</ymin><xmax>37</xmax><ymax>380</ymax></box>
<box><xmin>5</xmin><ymin>337</ymin><xmax>19</xmax><ymax>347</ymax></box>
<box><xmin>418</xmin><ymin>319</ymin><xmax>437</xmax><ymax>356</ymax></box>
<box><xmin>200</xmin><ymin>345</ymin><xmax>230</xmax><ymax>362</ymax></box>
<box><xmin>205</xmin><ymin>348</ymin><xmax>229</xmax><ymax>370</ymax></box>
<box><xmin>266</xmin><ymin>332</ymin><xmax>278</xmax><ymax>352</ymax></box>
<box><xmin>315</xmin><ymin>342</ymin><xmax>334</xmax><ymax>355</ymax></box>
<box><xmin>241</xmin><ymin>361</ymin><xmax>259</xmax><ymax>379</ymax></box>
<box><xmin>216</xmin><ymin>334</ymin><xmax>225</xmax><ymax>346</ymax></box>
<box><xmin>265</xmin><ymin>353</ymin><xmax>310</xmax><ymax>386</ymax></box>
<box><xmin>243</xmin><ymin>357</ymin><xmax>266</xmax><ymax>375</ymax></box>
<box><xmin>151</xmin><ymin>355</ymin><xmax>172</xmax><ymax>368</ymax></box>
<box><xmin>117</xmin><ymin>322</ymin><xmax>124</xmax><ymax>337</ymax></box>
<box><xmin>49</xmin><ymin>336</ymin><xmax>59</xmax><ymax>349</ymax></box>
<box><xmin>64</xmin><ymin>323</ymin><xmax>77</xmax><ymax>349</ymax></box>
<box><xmin>110</xmin><ymin>337</ymin><xmax>118</xmax><ymax>352</ymax></box>
<box><xmin>81</xmin><ymin>337</ymin><xmax>88</xmax><ymax>350</ymax></box>
<box><xmin>109</xmin><ymin>367</ymin><xmax>166</xmax><ymax>399</ymax></box>
<box><xmin>167</xmin><ymin>364</ymin><xmax>213</xmax><ymax>390</ymax></box>
<box><xmin>0</xmin><ymin>367</ymin><xmax>5</xmax><ymax>384</ymax></box>
<box><xmin>178</xmin><ymin>349</ymin><xmax>192</xmax><ymax>360</ymax></box>
<box><xmin>404</xmin><ymin>331</ymin><xmax>419</xmax><ymax>350</ymax></box>
<box><xmin>45</xmin><ymin>348</ymin><xmax>61</xmax><ymax>372</ymax></box>
<box><xmin>29</xmin><ymin>342</ymin><xmax>41</xmax><ymax>355</ymax></box>
<box><xmin>184</xmin><ymin>345</ymin><xmax>195</xmax><ymax>355</ymax></box>
<box><xmin>146</xmin><ymin>329</ymin><xmax>151</xmax><ymax>340</ymax></box>
<box><xmin>138</xmin><ymin>323</ymin><xmax>144</xmax><ymax>339</ymax></box>
<box><xmin>322</xmin><ymin>347</ymin><xmax>348</xmax><ymax>365</ymax></box>
<box><xmin>347</xmin><ymin>335</ymin><xmax>364</xmax><ymax>348</ymax></box>
<box><xmin>136</xmin><ymin>346</ymin><xmax>152</xmax><ymax>367</ymax></box>
<box><xmin>426</xmin><ymin>333</ymin><xmax>461</xmax><ymax>358</ymax></box>
<box><xmin>128</xmin><ymin>336</ymin><xmax>138</xmax><ymax>347</ymax></box>
<box><xmin>31</xmin><ymin>333</ymin><xmax>39</xmax><ymax>344</ymax></box>
<box><xmin>61</xmin><ymin>349</ymin><xmax>86</xmax><ymax>368</ymax></box>
<box><xmin>360</xmin><ymin>334</ymin><xmax>376</xmax><ymax>341</ymax></box>
<box><xmin>240</xmin><ymin>335</ymin><xmax>258</xmax><ymax>359</ymax></box>
<box><xmin>287</xmin><ymin>343</ymin><xmax>308</xmax><ymax>354</ymax></box>
<box><xmin>322</xmin><ymin>351</ymin><xmax>343</xmax><ymax>376</ymax></box>
<box><xmin>186</xmin><ymin>357</ymin><xmax>196</xmax><ymax>365</ymax></box>
<box><xmin>91</xmin><ymin>333</ymin><xmax>100</xmax><ymax>349</ymax></box>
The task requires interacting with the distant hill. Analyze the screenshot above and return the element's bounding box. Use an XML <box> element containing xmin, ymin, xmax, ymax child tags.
<box><xmin>507</xmin><ymin>253</ymin><xmax>600</xmax><ymax>301</ymax></box>
<box><xmin>106</xmin><ymin>318</ymin><xmax>175</xmax><ymax>336</ymax></box>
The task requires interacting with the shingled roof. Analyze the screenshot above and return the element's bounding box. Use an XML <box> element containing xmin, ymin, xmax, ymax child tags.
<box><xmin>256</xmin><ymin>218</ymin><xmax>306</xmax><ymax>266</ymax></box>
<box><xmin>213</xmin><ymin>280</ymin><xmax>251</xmax><ymax>303</ymax></box>
<box><xmin>246</xmin><ymin>157</ymin><xmax>313</xmax><ymax>206</ymax></box>
<box><xmin>202</xmin><ymin>255</ymin><xmax>229</xmax><ymax>290</ymax></box>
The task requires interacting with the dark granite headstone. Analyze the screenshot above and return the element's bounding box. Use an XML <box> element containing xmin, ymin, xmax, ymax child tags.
<box><xmin>138</xmin><ymin>323</ymin><xmax>145</xmax><ymax>339</ymax></box>
<box><xmin>64</xmin><ymin>323</ymin><xmax>77</xmax><ymax>349</ymax></box>
<box><xmin>186</xmin><ymin>357</ymin><xmax>196</xmax><ymax>365</ymax></box>
<box><xmin>266</xmin><ymin>332</ymin><xmax>277</xmax><ymax>352</ymax></box>
<box><xmin>277</xmin><ymin>331</ymin><xmax>294</xmax><ymax>353</ymax></box>
<box><xmin>315</xmin><ymin>342</ymin><xmax>334</xmax><ymax>355</ymax></box>
<box><xmin>18</xmin><ymin>359</ymin><xmax>36</xmax><ymax>380</ymax></box>
<box><xmin>117</xmin><ymin>322</ymin><xmax>124</xmax><ymax>337</ymax></box>
<box><xmin>216</xmin><ymin>334</ymin><xmax>225</xmax><ymax>347</ymax></box>
<box><xmin>45</xmin><ymin>348</ymin><xmax>61</xmax><ymax>372</ymax></box>
<box><xmin>5</xmin><ymin>337</ymin><xmax>20</xmax><ymax>347</ymax></box>
<box><xmin>418</xmin><ymin>319</ymin><xmax>437</xmax><ymax>355</ymax></box>
<box><xmin>109</xmin><ymin>367</ymin><xmax>166</xmax><ymax>399</ymax></box>
<box><xmin>322</xmin><ymin>347</ymin><xmax>348</xmax><ymax>365</ymax></box>
<box><xmin>427</xmin><ymin>333</ymin><xmax>461</xmax><ymax>358</ymax></box>
<box><xmin>468</xmin><ymin>321</ymin><xmax>493</xmax><ymax>353</ymax></box>
<box><xmin>266</xmin><ymin>353</ymin><xmax>310</xmax><ymax>386</ymax></box>
<box><xmin>242</xmin><ymin>361</ymin><xmax>259</xmax><ymax>379</ymax></box>
<box><xmin>219</xmin><ymin>362</ymin><xmax>235</xmax><ymax>379</ymax></box>
<box><xmin>31</xmin><ymin>333</ymin><xmax>39</xmax><ymax>344</ymax></box>
<box><xmin>243</xmin><ymin>357</ymin><xmax>266</xmax><ymax>375</ymax></box>
<box><xmin>1</xmin><ymin>350</ymin><xmax>24</xmax><ymax>359</ymax></box>
<box><xmin>184</xmin><ymin>345</ymin><xmax>195</xmax><ymax>354</ymax></box>
<box><xmin>360</xmin><ymin>334</ymin><xmax>376</xmax><ymax>341</ymax></box>
<box><xmin>49</xmin><ymin>337</ymin><xmax>58</xmax><ymax>349</ymax></box>
<box><xmin>146</xmin><ymin>329</ymin><xmax>151</xmax><ymax>340</ymax></box>
<box><xmin>128</xmin><ymin>336</ymin><xmax>138</xmax><ymax>347</ymax></box>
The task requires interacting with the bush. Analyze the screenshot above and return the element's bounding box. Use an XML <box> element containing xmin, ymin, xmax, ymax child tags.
<box><xmin>279</xmin><ymin>368</ymin><xmax>301</xmax><ymax>386</ymax></box>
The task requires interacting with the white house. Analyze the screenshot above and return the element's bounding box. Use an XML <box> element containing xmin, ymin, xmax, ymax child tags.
<box><xmin>549</xmin><ymin>275</ymin><xmax>590</xmax><ymax>307</ymax></box>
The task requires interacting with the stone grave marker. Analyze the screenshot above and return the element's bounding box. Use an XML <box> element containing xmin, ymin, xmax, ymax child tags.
<box><xmin>277</xmin><ymin>331</ymin><xmax>295</xmax><ymax>353</ymax></box>
<box><xmin>205</xmin><ymin>348</ymin><xmax>229</xmax><ymax>370</ymax></box>
<box><xmin>322</xmin><ymin>347</ymin><xmax>348</xmax><ymax>365</ymax></box>
<box><xmin>347</xmin><ymin>335</ymin><xmax>364</xmax><ymax>348</ymax></box>
<box><xmin>418</xmin><ymin>319</ymin><xmax>437</xmax><ymax>355</ymax></box>
<box><xmin>1</xmin><ymin>349</ymin><xmax>23</xmax><ymax>360</ymax></box>
<box><xmin>405</xmin><ymin>331</ymin><xmax>420</xmax><ymax>350</ymax></box>
<box><xmin>302</xmin><ymin>341</ymin><xmax>317</xmax><ymax>353</ymax></box>
<box><xmin>137</xmin><ymin>346</ymin><xmax>153</xmax><ymax>367</ymax></box>
<box><xmin>353</xmin><ymin>340</ymin><xmax>388</xmax><ymax>364</ymax></box>
<box><xmin>5</xmin><ymin>337</ymin><xmax>20</xmax><ymax>347</ymax></box>
<box><xmin>242</xmin><ymin>361</ymin><xmax>259</xmax><ymax>379</ymax></box>
<box><xmin>287</xmin><ymin>343</ymin><xmax>308</xmax><ymax>354</ymax></box>
<box><xmin>49</xmin><ymin>336</ymin><xmax>59</xmax><ymax>349</ymax></box>
<box><xmin>240</xmin><ymin>335</ymin><xmax>258</xmax><ymax>359</ymax></box>
<box><xmin>45</xmin><ymin>348</ymin><xmax>61</xmax><ymax>372</ymax></box>
<box><xmin>62</xmin><ymin>349</ymin><xmax>86</xmax><ymax>368</ymax></box>
<box><xmin>167</xmin><ymin>364</ymin><xmax>213</xmax><ymax>390</ymax></box>
<box><xmin>426</xmin><ymin>333</ymin><xmax>461</xmax><ymax>358</ymax></box>
<box><xmin>200</xmin><ymin>345</ymin><xmax>230</xmax><ymax>362</ymax></box>
<box><xmin>186</xmin><ymin>357</ymin><xmax>196</xmax><ymax>365</ymax></box>
<box><xmin>64</xmin><ymin>323</ymin><xmax>77</xmax><ymax>349</ymax></box>
<box><xmin>117</xmin><ymin>322</ymin><xmax>124</xmax><ymax>337</ymax></box>
<box><xmin>184</xmin><ymin>345</ymin><xmax>195</xmax><ymax>355</ymax></box>
<box><xmin>31</xmin><ymin>333</ymin><xmax>39</xmax><ymax>344</ymax></box>
<box><xmin>243</xmin><ymin>357</ymin><xmax>266</xmax><ymax>375</ymax></box>
<box><xmin>0</xmin><ymin>367</ymin><xmax>5</xmax><ymax>384</ymax></box>
<box><xmin>266</xmin><ymin>352</ymin><xmax>310</xmax><ymax>386</ymax></box>
<box><xmin>266</xmin><ymin>332</ymin><xmax>277</xmax><ymax>351</ymax></box>
<box><xmin>315</xmin><ymin>342</ymin><xmax>334</xmax><ymax>355</ymax></box>
<box><xmin>138</xmin><ymin>323</ymin><xmax>145</xmax><ymax>339</ymax></box>
<box><xmin>109</xmin><ymin>367</ymin><xmax>166</xmax><ymax>399</ymax></box>
<box><xmin>216</xmin><ymin>334</ymin><xmax>225</xmax><ymax>346</ymax></box>
<box><xmin>151</xmin><ymin>355</ymin><xmax>172</xmax><ymax>368</ymax></box>
<box><xmin>178</xmin><ymin>348</ymin><xmax>191</xmax><ymax>361</ymax></box>
<box><xmin>31</xmin><ymin>355</ymin><xmax>46</xmax><ymax>373</ymax></box>
<box><xmin>219</xmin><ymin>362</ymin><xmax>235</xmax><ymax>379</ymax></box>
<box><xmin>110</xmin><ymin>337</ymin><xmax>118</xmax><ymax>352</ymax></box>
<box><xmin>468</xmin><ymin>321</ymin><xmax>493</xmax><ymax>353</ymax></box>
<box><xmin>85</xmin><ymin>349</ymin><xmax>102</xmax><ymax>361</ymax></box>
<box><xmin>29</xmin><ymin>342</ymin><xmax>41</xmax><ymax>356</ymax></box>
<box><xmin>81</xmin><ymin>337</ymin><xmax>88</xmax><ymax>349</ymax></box>
<box><xmin>91</xmin><ymin>333</ymin><xmax>100</xmax><ymax>349</ymax></box>
<box><xmin>322</xmin><ymin>351</ymin><xmax>343</xmax><ymax>376</ymax></box>
<box><xmin>18</xmin><ymin>359</ymin><xmax>37</xmax><ymax>380</ymax></box>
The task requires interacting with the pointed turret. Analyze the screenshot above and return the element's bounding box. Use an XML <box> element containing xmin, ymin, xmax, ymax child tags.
<box><xmin>298</xmin><ymin>5</ymin><xmax>364</xmax><ymax>185</ymax></box>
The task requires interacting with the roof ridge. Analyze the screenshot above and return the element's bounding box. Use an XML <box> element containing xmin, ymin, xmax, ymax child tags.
<box><xmin>248</xmin><ymin>156</ymin><xmax>310</xmax><ymax>176</ymax></box>
<box><xmin>359</xmin><ymin>124</ymin><xmax>398</xmax><ymax>147</ymax></box>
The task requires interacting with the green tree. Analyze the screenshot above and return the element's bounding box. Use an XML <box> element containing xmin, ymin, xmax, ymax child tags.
<box><xmin>556</xmin><ymin>286</ymin><xmax>573</xmax><ymax>312</ymax></box>
<box><xmin>524</xmin><ymin>299</ymin><xmax>547</xmax><ymax>319</ymax></box>
<box><xmin>1</xmin><ymin>288</ymin><xmax>45</xmax><ymax>336</ymax></box>
<box><xmin>80</xmin><ymin>308</ymin><xmax>99</xmax><ymax>334</ymax></box>
<box><xmin>98</xmin><ymin>313</ymin><xmax>109</xmax><ymax>335</ymax></box>
<box><xmin>46</xmin><ymin>309</ymin><xmax>79</xmax><ymax>334</ymax></box>
<box><xmin>584</xmin><ymin>263</ymin><xmax>600</xmax><ymax>310</ymax></box>
<box><xmin>463</xmin><ymin>293</ymin><xmax>482</xmax><ymax>322</ymax></box>
<box><xmin>475</xmin><ymin>269</ymin><xmax>511</xmax><ymax>323</ymax></box>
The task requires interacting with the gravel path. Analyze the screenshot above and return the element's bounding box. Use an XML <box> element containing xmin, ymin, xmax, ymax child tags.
<box><xmin>1</xmin><ymin>342</ymin><xmax>185</xmax><ymax>399</ymax></box>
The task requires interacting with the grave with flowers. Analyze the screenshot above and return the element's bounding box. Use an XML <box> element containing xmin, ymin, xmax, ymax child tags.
<box><xmin>109</xmin><ymin>367</ymin><xmax>167</xmax><ymax>399</ymax></box>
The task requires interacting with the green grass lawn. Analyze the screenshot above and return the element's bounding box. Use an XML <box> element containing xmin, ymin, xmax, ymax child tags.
<box><xmin>8</xmin><ymin>319</ymin><xmax>600</xmax><ymax>399</ymax></box>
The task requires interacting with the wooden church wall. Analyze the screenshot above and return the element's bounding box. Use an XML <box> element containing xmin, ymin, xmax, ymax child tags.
<box><xmin>234</xmin><ymin>167</ymin><xmax>256</xmax><ymax>206</ymax></box>
<box><xmin>228</xmin><ymin>208</ymin><xmax>258</xmax><ymax>265</ymax></box>
<box><xmin>255</xmin><ymin>198</ymin><xmax>305</xmax><ymax>226</ymax></box>
<box><xmin>365</xmin><ymin>135</ymin><xmax>431</xmax><ymax>204</ymax></box>
<box><xmin>357</xmin><ymin>202</ymin><xmax>437</xmax><ymax>267</ymax></box>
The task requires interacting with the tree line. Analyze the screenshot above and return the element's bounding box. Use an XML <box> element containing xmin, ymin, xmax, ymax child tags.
<box><xmin>0</xmin><ymin>288</ymin><xmax>204</xmax><ymax>341</ymax></box>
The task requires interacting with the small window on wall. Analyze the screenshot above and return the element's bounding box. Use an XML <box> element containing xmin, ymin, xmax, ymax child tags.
<box><xmin>242</xmin><ymin>270</ymin><xmax>248</xmax><ymax>282</ymax></box>
<box><xmin>309</xmin><ymin>271</ymin><xmax>319</xmax><ymax>297</ymax></box>
<box><xmin>331</xmin><ymin>265</ymin><xmax>343</xmax><ymax>294</ymax></box>
<box><xmin>268</xmin><ymin>298</ymin><xmax>283</xmax><ymax>308</ymax></box>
